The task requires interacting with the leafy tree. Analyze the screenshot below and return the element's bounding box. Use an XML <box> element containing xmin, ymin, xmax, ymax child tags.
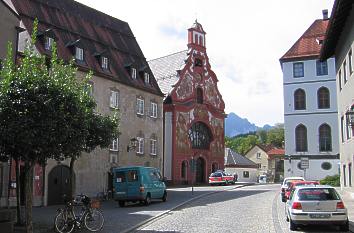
<box><xmin>0</xmin><ymin>20</ymin><xmax>119</xmax><ymax>232</ymax></box>
<box><xmin>266</xmin><ymin>123</ymin><xmax>284</xmax><ymax>147</ymax></box>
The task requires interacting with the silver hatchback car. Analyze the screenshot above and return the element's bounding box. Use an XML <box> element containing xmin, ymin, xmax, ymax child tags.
<box><xmin>285</xmin><ymin>185</ymin><xmax>349</xmax><ymax>231</ymax></box>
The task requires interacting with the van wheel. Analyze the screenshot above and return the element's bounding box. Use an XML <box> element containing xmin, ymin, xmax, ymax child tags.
<box><xmin>162</xmin><ymin>191</ymin><xmax>167</xmax><ymax>202</ymax></box>
<box><xmin>118</xmin><ymin>201</ymin><xmax>125</xmax><ymax>207</ymax></box>
<box><xmin>144</xmin><ymin>194</ymin><xmax>151</xmax><ymax>206</ymax></box>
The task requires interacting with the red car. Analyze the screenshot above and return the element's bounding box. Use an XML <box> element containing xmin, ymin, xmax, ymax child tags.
<box><xmin>284</xmin><ymin>180</ymin><xmax>320</xmax><ymax>200</ymax></box>
<box><xmin>208</xmin><ymin>172</ymin><xmax>235</xmax><ymax>185</ymax></box>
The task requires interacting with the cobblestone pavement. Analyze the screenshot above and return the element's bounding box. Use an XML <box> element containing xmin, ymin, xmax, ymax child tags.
<box><xmin>135</xmin><ymin>184</ymin><xmax>354</xmax><ymax>233</ymax></box>
<box><xmin>28</xmin><ymin>184</ymin><xmax>245</xmax><ymax>233</ymax></box>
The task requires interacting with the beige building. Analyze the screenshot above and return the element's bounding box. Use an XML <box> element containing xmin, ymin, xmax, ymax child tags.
<box><xmin>2</xmin><ymin>0</ymin><xmax>164</xmax><ymax>206</ymax></box>
<box><xmin>244</xmin><ymin>145</ymin><xmax>284</xmax><ymax>182</ymax></box>
<box><xmin>321</xmin><ymin>0</ymin><xmax>354</xmax><ymax>193</ymax></box>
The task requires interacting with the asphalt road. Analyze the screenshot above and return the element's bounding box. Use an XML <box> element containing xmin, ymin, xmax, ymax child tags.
<box><xmin>133</xmin><ymin>184</ymin><xmax>351</xmax><ymax>233</ymax></box>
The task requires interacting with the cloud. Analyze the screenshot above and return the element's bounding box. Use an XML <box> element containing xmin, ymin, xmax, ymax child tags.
<box><xmin>76</xmin><ymin>0</ymin><xmax>334</xmax><ymax>126</ymax></box>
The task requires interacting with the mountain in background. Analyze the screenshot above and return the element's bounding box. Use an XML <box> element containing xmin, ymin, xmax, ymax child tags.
<box><xmin>225</xmin><ymin>112</ymin><xmax>273</xmax><ymax>137</ymax></box>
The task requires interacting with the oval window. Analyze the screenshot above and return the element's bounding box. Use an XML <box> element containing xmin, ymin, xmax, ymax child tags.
<box><xmin>297</xmin><ymin>162</ymin><xmax>304</xmax><ymax>170</ymax></box>
<box><xmin>321</xmin><ymin>162</ymin><xmax>332</xmax><ymax>170</ymax></box>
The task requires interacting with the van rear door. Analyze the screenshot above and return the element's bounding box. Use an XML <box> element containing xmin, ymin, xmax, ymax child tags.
<box><xmin>114</xmin><ymin>171</ymin><xmax>127</xmax><ymax>199</ymax></box>
<box><xmin>126</xmin><ymin>170</ymin><xmax>140</xmax><ymax>198</ymax></box>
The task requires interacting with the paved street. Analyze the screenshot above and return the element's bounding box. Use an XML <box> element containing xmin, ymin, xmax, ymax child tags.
<box><xmin>134</xmin><ymin>184</ymin><xmax>353</xmax><ymax>233</ymax></box>
<box><xmin>30</xmin><ymin>185</ymin><xmax>245</xmax><ymax>233</ymax></box>
<box><xmin>27</xmin><ymin>183</ymin><xmax>354</xmax><ymax>233</ymax></box>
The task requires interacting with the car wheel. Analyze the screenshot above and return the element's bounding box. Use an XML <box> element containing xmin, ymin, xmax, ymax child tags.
<box><xmin>118</xmin><ymin>201</ymin><xmax>125</xmax><ymax>207</ymax></box>
<box><xmin>144</xmin><ymin>193</ymin><xmax>151</xmax><ymax>206</ymax></box>
<box><xmin>162</xmin><ymin>191</ymin><xmax>167</xmax><ymax>202</ymax></box>
<box><xmin>339</xmin><ymin>220</ymin><xmax>349</xmax><ymax>232</ymax></box>
<box><xmin>289</xmin><ymin>219</ymin><xmax>297</xmax><ymax>231</ymax></box>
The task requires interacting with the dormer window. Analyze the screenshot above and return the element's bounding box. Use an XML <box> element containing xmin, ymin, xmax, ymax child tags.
<box><xmin>131</xmin><ymin>68</ymin><xmax>137</xmax><ymax>79</ymax></box>
<box><xmin>101</xmin><ymin>56</ymin><xmax>109</xmax><ymax>70</ymax></box>
<box><xmin>75</xmin><ymin>47</ymin><xmax>84</xmax><ymax>61</ymax></box>
<box><xmin>45</xmin><ymin>37</ymin><xmax>54</xmax><ymax>51</ymax></box>
<box><xmin>144</xmin><ymin>73</ymin><xmax>150</xmax><ymax>84</ymax></box>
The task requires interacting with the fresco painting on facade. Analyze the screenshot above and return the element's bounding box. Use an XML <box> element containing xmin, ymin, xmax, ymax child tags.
<box><xmin>149</xmin><ymin>20</ymin><xmax>225</xmax><ymax>185</ymax></box>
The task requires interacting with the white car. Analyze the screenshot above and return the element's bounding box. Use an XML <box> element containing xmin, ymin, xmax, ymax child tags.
<box><xmin>285</xmin><ymin>185</ymin><xmax>349</xmax><ymax>231</ymax></box>
<box><xmin>281</xmin><ymin>176</ymin><xmax>305</xmax><ymax>202</ymax></box>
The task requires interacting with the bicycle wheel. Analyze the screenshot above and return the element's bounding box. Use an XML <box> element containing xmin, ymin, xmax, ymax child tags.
<box><xmin>54</xmin><ymin>210</ymin><xmax>75</xmax><ymax>233</ymax></box>
<box><xmin>84</xmin><ymin>209</ymin><xmax>104</xmax><ymax>232</ymax></box>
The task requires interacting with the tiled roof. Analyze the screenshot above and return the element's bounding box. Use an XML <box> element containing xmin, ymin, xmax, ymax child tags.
<box><xmin>10</xmin><ymin>0</ymin><xmax>163</xmax><ymax>96</ymax></box>
<box><xmin>267</xmin><ymin>148</ymin><xmax>285</xmax><ymax>156</ymax></box>
<box><xmin>280</xmin><ymin>19</ymin><xmax>329</xmax><ymax>62</ymax></box>
<box><xmin>225</xmin><ymin>149</ymin><xmax>257</xmax><ymax>167</ymax></box>
<box><xmin>148</xmin><ymin>50</ymin><xmax>187</xmax><ymax>95</ymax></box>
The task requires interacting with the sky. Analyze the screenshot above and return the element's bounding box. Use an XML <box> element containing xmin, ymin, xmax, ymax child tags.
<box><xmin>76</xmin><ymin>0</ymin><xmax>335</xmax><ymax>127</ymax></box>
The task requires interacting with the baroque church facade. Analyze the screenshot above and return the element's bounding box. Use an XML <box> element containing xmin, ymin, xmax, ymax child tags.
<box><xmin>149</xmin><ymin>21</ymin><xmax>225</xmax><ymax>184</ymax></box>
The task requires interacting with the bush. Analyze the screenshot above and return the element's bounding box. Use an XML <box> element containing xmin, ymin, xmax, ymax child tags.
<box><xmin>320</xmin><ymin>174</ymin><xmax>340</xmax><ymax>187</ymax></box>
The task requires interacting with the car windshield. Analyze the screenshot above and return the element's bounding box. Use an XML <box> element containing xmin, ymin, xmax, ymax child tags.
<box><xmin>211</xmin><ymin>173</ymin><xmax>222</xmax><ymax>177</ymax></box>
<box><xmin>297</xmin><ymin>188</ymin><xmax>340</xmax><ymax>201</ymax></box>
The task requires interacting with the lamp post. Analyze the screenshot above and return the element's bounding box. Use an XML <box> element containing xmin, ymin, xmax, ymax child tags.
<box><xmin>127</xmin><ymin>138</ymin><xmax>138</xmax><ymax>152</ymax></box>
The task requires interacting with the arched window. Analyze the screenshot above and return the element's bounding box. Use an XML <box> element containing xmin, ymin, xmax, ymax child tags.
<box><xmin>294</xmin><ymin>89</ymin><xmax>306</xmax><ymax>110</ymax></box>
<box><xmin>319</xmin><ymin>124</ymin><xmax>332</xmax><ymax>151</ymax></box>
<box><xmin>318</xmin><ymin>87</ymin><xmax>330</xmax><ymax>109</ymax></box>
<box><xmin>181</xmin><ymin>161</ymin><xmax>188</xmax><ymax>179</ymax></box>
<box><xmin>196</xmin><ymin>88</ymin><xmax>203</xmax><ymax>104</ymax></box>
<box><xmin>188</xmin><ymin>122</ymin><xmax>212</xmax><ymax>149</ymax></box>
<box><xmin>295</xmin><ymin>124</ymin><xmax>307</xmax><ymax>152</ymax></box>
<box><xmin>199</xmin><ymin>35</ymin><xmax>203</xmax><ymax>46</ymax></box>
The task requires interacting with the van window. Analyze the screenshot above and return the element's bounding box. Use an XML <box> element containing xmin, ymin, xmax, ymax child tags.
<box><xmin>116</xmin><ymin>172</ymin><xmax>126</xmax><ymax>183</ymax></box>
<box><xmin>149</xmin><ymin>170</ymin><xmax>162</xmax><ymax>181</ymax></box>
<box><xmin>127</xmin><ymin>170</ymin><xmax>139</xmax><ymax>182</ymax></box>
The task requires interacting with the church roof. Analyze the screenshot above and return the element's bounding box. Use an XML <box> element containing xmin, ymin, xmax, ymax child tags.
<box><xmin>148</xmin><ymin>50</ymin><xmax>187</xmax><ymax>95</ymax></box>
<box><xmin>280</xmin><ymin>19</ymin><xmax>329</xmax><ymax>63</ymax></box>
<box><xmin>10</xmin><ymin>0</ymin><xmax>163</xmax><ymax>96</ymax></box>
<box><xmin>225</xmin><ymin>149</ymin><xmax>258</xmax><ymax>168</ymax></box>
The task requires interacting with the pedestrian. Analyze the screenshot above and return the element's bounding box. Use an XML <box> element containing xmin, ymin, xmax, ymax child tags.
<box><xmin>233</xmin><ymin>173</ymin><xmax>238</xmax><ymax>182</ymax></box>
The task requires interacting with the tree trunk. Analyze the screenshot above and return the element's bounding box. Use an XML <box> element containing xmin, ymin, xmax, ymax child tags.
<box><xmin>24</xmin><ymin>161</ymin><xmax>34</xmax><ymax>233</ymax></box>
<box><xmin>15</xmin><ymin>159</ymin><xmax>22</xmax><ymax>225</ymax></box>
<box><xmin>69</xmin><ymin>157</ymin><xmax>76</xmax><ymax>198</ymax></box>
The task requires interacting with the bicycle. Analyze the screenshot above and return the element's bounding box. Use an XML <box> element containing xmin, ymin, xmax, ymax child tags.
<box><xmin>54</xmin><ymin>194</ymin><xmax>104</xmax><ymax>233</ymax></box>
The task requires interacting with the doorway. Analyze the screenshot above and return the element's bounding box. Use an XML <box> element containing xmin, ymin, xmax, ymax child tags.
<box><xmin>48</xmin><ymin>165</ymin><xmax>71</xmax><ymax>205</ymax></box>
<box><xmin>195</xmin><ymin>157</ymin><xmax>205</xmax><ymax>183</ymax></box>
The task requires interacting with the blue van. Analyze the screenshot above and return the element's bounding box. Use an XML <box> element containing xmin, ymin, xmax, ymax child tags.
<box><xmin>113</xmin><ymin>166</ymin><xmax>167</xmax><ymax>207</ymax></box>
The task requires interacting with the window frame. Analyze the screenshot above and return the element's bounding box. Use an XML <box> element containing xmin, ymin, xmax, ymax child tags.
<box><xmin>131</xmin><ymin>68</ymin><xmax>137</xmax><ymax>79</ymax></box>
<box><xmin>45</xmin><ymin>36</ymin><xmax>54</xmax><ymax>51</ymax></box>
<box><xmin>295</xmin><ymin>124</ymin><xmax>308</xmax><ymax>152</ymax></box>
<box><xmin>319</xmin><ymin>124</ymin><xmax>332</xmax><ymax>152</ymax></box>
<box><xmin>110</xmin><ymin>90</ymin><xmax>119</xmax><ymax>109</ymax></box>
<box><xmin>150</xmin><ymin>138</ymin><xmax>157</xmax><ymax>155</ymax></box>
<box><xmin>137</xmin><ymin>137</ymin><xmax>144</xmax><ymax>154</ymax></box>
<box><xmin>101</xmin><ymin>56</ymin><xmax>109</xmax><ymax>70</ymax></box>
<box><xmin>136</xmin><ymin>98</ymin><xmax>145</xmax><ymax>115</ymax></box>
<box><xmin>110</xmin><ymin>137</ymin><xmax>119</xmax><ymax>151</ymax></box>
<box><xmin>349</xmin><ymin>49</ymin><xmax>353</xmax><ymax>75</ymax></box>
<box><xmin>343</xmin><ymin>61</ymin><xmax>347</xmax><ymax>84</ymax></box>
<box><xmin>294</xmin><ymin>89</ymin><xmax>306</xmax><ymax>110</ymax></box>
<box><xmin>293</xmin><ymin>62</ymin><xmax>304</xmax><ymax>78</ymax></box>
<box><xmin>144</xmin><ymin>73</ymin><xmax>150</xmax><ymax>84</ymax></box>
<box><xmin>316</xmin><ymin>60</ymin><xmax>328</xmax><ymax>76</ymax></box>
<box><xmin>75</xmin><ymin>47</ymin><xmax>84</xmax><ymax>61</ymax></box>
<box><xmin>150</xmin><ymin>102</ymin><xmax>158</xmax><ymax>118</ymax></box>
<box><xmin>317</xmin><ymin>87</ymin><xmax>330</xmax><ymax>109</ymax></box>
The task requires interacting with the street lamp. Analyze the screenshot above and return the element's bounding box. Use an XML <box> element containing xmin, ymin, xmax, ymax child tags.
<box><xmin>346</xmin><ymin>110</ymin><xmax>354</xmax><ymax>128</ymax></box>
<box><xmin>127</xmin><ymin>138</ymin><xmax>138</xmax><ymax>152</ymax></box>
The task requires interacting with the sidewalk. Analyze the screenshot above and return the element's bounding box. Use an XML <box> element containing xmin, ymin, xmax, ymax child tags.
<box><xmin>336</xmin><ymin>187</ymin><xmax>354</xmax><ymax>232</ymax></box>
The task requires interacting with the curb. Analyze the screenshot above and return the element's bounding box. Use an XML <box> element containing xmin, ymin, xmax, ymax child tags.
<box><xmin>121</xmin><ymin>183</ymin><xmax>254</xmax><ymax>233</ymax></box>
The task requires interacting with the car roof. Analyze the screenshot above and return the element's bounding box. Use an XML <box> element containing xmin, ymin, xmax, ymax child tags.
<box><xmin>291</xmin><ymin>180</ymin><xmax>319</xmax><ymax>185</ymax></box>
<box><xmin>295</xmin><ymin>185</ymin><xmax>333</xmax><ymax>189</ymax></box>
<box><xmin>284</xmin><ymin>176</ymin><xmax>304</xmax><ymax>180</ymax></box>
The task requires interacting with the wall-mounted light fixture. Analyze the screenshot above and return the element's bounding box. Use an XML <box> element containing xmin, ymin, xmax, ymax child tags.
<box><xmin>127</xmin><ymin>138</ymin><xmax>138</xmax><ymax>152</ymax></box>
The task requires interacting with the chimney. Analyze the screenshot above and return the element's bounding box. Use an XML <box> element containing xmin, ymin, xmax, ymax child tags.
<box><xmin>322</xmin><ymin>9</ymin><xmax>329</xmax><ymax>20</ymax></box>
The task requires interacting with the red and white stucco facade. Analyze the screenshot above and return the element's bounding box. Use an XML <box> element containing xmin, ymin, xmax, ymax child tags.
<box><xmin>149</xmin><ymin>21</ymin><xmax>226</xmax><ymax>184</ymax></box>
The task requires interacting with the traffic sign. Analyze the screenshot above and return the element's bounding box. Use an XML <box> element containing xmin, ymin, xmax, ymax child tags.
<box><xmin>300</xmin><ymin>157</ymin><xmax>309</xmax><ymax>169</ymax></box>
